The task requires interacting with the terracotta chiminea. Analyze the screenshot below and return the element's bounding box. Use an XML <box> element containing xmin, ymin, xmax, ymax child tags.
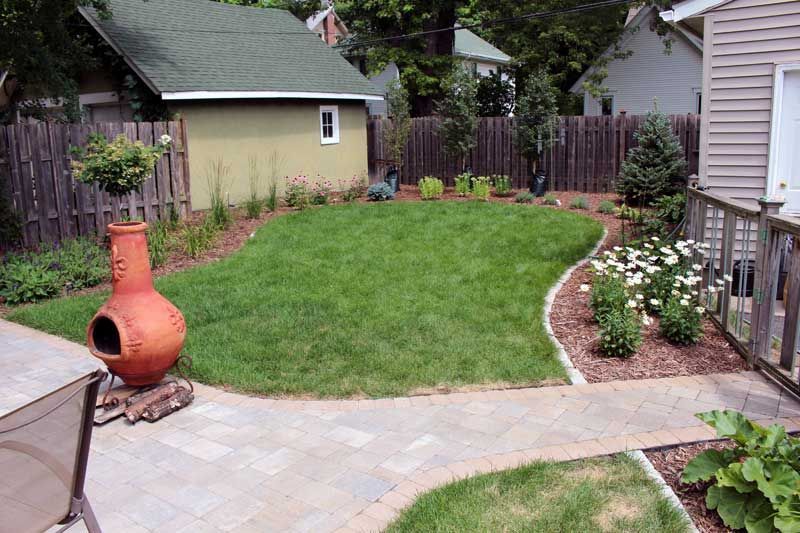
<box><xmin>87</xmin><ymin>221</ymin><xmax>186</xmax><ymax>386</ymax></box>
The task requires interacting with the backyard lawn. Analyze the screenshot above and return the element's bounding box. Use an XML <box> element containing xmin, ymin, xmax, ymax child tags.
<box><xmin>8</xmin><ymin>201</ymin><xmax>603</xmax><ymax>397</ymax></box>
<box><xmin>387</xmin><ymin>454</ymin><xmax>690</xmax><ymax>533</ymax></box>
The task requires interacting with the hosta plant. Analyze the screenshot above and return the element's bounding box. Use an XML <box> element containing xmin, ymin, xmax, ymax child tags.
<box><xmin>682</xmin><ymin>410</ymin><xmax>800</xmax><ymax>533</ymax></box>
<box><xmin>418</xmin><ymin>176</ymin><xmax>444</xmax><ymax>200</ymax></box>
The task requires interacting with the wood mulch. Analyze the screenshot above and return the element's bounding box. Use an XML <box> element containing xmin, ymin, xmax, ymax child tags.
<box><xmin>645</xmin><ymin>442</ymin><xmax>733</xmax><ymax>533</ymax></box>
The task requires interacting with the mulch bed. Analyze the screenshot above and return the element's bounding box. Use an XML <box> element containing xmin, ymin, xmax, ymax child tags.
<box><xmin>645</xmin><ymin>442</ymin><xmax>733</xmax><ymax>533</ymax></box>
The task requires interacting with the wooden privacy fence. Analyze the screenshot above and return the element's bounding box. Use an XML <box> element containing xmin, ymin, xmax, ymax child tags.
<box><xmin>0</xmin><ymin>120</ymin><xmax>191</xmax><ymax>246</ymax></box>
<box><xmin>367</xmin><ymin>113</ymin><xmax>700</xmax><ymax>191</ymax></box>
<box><xmin>686</xmin><ymin>188</ymin><xmax>799</xmax><ymax>395</ymax></box>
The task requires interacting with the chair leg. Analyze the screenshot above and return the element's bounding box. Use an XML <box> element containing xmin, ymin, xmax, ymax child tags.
<box><xmin>81</xmin><ymin>497</ymin><xmax>102</xmax><ymax>533</ymax></box>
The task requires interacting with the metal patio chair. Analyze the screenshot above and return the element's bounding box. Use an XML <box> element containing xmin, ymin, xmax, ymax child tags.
<box><xmin>0</xmin><ymin>369</ymin><xmax>106</xmax><ymax>533</ymax></box>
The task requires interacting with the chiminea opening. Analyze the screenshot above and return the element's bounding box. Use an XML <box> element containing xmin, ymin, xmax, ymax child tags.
<box><xmin>91</xmin><ymin>316</ymin><xmax>121</xmax><ymax>355</ymax></box>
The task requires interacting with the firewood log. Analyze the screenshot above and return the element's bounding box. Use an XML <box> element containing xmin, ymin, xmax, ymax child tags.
<box><xmin>141</xmin><ymin>388</ymin><xmax>194</xmax><ymax>423</ymax></box>
<box><xmin>124</xmin><ymin>382</ymin><xmax>180</xmax><ymax>423</ymax></box>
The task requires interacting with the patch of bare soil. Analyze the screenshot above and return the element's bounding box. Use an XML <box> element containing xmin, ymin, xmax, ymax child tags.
<box><xmin>645</xmin><ymin>442</ymin><xmax>733</xmax><ymax>533</ymax></box>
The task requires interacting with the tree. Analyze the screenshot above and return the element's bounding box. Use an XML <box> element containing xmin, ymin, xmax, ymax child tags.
<box><xmin>215</xmin><ymin>0</ymin><xmax>319</xmax><ymax>20</ymax></box>
<box><xmin>513</xmin><ymin>69</ymin><xmax>559</xmax><ymax>176</ymax></box>
<box><xmin>383</xmin><ymin>79</ymin><xmax>412</xmax><ymax>171</ymax></box>
<box><xmin>0</xmin><ymin>0</ymin><xmax>111</xmax><ymax>123</ymax></box>
<box><xmin>436</xmin><ymin>66</ymin><xmax>478</xmax><ymax>172</ymax></box>
<box><xmin>616</xmin><ymin>102</ymin><xmax>688</xmax><ymax>204</ymax></box>
<box><xmin>476</xmin><ymin>72</ymin><xmax>514</xmax><ymax>116</ymax></box>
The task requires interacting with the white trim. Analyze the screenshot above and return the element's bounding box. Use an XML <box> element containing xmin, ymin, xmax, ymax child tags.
<box><xmin>319</xmin><ymin>105</ymin><xmax>340</xmax><ymax>145</ymax></box>
<box><xmin>767</xmin><ymin>63</ymin><xmax>800</xmax><ymax>213</ymax></box>
<box><xmin>161</xmin><ymin>90</ymin><xmax>383</xmax><ymax>101</ymax></box>
<box><xmin>660</xmin><ymin>0</ymin><xmax>730</xmax><ymax>22</ymax></box>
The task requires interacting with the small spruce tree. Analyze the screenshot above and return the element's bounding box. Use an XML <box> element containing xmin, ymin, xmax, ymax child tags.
<box><xmin>436</xmin><ymin>66</ymin><xmax>479</xmax><ymax>173</ymax></box>
<box><xmin>513</xmin><ymin>69</ymin><xmax>560</xmax><ymax>176</ymax></box>
<box><xmin>616</xmin><ymin>102</ymin><xmax>688</xmax><ymax>204</ymax></box>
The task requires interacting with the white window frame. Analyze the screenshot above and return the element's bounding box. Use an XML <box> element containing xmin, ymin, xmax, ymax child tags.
<box><xmin>319</xmin><ymin>105</ymin><xmax>340</xmax><ymax>145</ymax></box>
<box><xmin>767</xmin><ymin>63</ymin><xmax>800</xmax><ymax>210</ymax></box>
<box><xmin>600</xmin><ymin>94</ymin><xmax>615</xmax><ymax>116</ymax></box>
<box><xmin>691</xmin><ymin>87</ymin><xmax>702</xmax><ymax>114</ymax></box>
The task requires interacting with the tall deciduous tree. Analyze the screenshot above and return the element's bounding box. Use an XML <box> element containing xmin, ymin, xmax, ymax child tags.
<box><xmin>383</xmin><ymin>79</ymin><xmax>412</xmax><ymax>171</ymax></box>
<box><xmin>436</xmin><ymin>66</ymin><xmax>478</xmax><ymax>172</ymax></box>
<box><xmin>476</xmin><ymin>72</ymin><xmax>514</xmax><ymax>116</ymax></box>
<box><xmin>513</xmin><ymin>69</ymin><xmax>559</xmax><ymax>175</ymax></box>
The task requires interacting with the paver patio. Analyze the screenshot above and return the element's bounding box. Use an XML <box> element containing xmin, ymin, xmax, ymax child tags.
<box><xmin>2</xmin><ymin>319</ymin><xmax>799</xmax><ymax>533</ymax></box>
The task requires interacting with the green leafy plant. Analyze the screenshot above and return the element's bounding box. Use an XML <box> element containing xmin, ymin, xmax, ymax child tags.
<box><xmin>682</xmin><ymin>410</ymin><xmax>800</xmax><ymax>533</ymax></box>
<box><xmin>206</xmin><ymin>158</ymin><xmax>232</xmax><ymax>228</ymax></box>
<box><xmin>266</xmin><ymin>180</ymin><xmax>278</xmax><ymax>212</ymax></box>
<box><xmin>419</xmin><ymin>176</ymin><xmax>444</xmax><ymax>200</ymax></box>
<box><xmin>182</xmin><ymin>216</ymin><xmax>217</xmax><ymax>258</ymax></box>
<box><xmin>597</xmin><ymin>307</ymin><xmax>642</xmax><ymax>358</ymax></box>
<box><xmin>653</xmin><ymin>192</ymin><xmax>686</xmax><ymax>225</ymax></box>
<box><xmin>285</xmin><ymin>175</ymin><xmax>312</xmax><ymax>209</ymax></box>
<box><xmin>0</xmin><ymin>261</ymin><xmax>62</xmax><ymax>304</ymax></box>
<box><xmin>147</xmin><ymin>220</ymin><xmax>171</xmax><ymax>269</ymax></box>
<box><xmin>542</xmin><ymin>194</ymin><xmax>559</xmax><ymax>206</ymax></box>
<box><xmin>618</xmin><ymin>204</ymin><xmax>644</xmax><ymax>223</ymax></box>
<box><xmin>471</xmin><ymin>176</ymin><xmax>491</xmax><ymax>201</ymax></box>
<box><xmin>513</xmin><ymin>69</ymin><xmax>559</xmax><ymax>178</ymax></box>
<box><xmin>367</xmin><ymin>182</ymin><xmax>395</xmax><ymax>202</ymax></box>
<box><xmin>436</xmin><ymin>66</ymin><xmax>479</xmax><ymax>172</ymax></box>
<box><xmin>455</xmin><ymin>172</ymin><xmax>471</xmax><ymax>196</ymax></box>
<box><xmin>54</xmin><ymin>238</ymin><xmax>108</xmax><ymax>290</ymax></box>
<box><xmin>384</xmin><ymin>79</ymin><xmax>413</xmax><ymax>174</ymax></box>
<box><xmin>660</xmin><ymin>296</ymin><xmax>704</xmax><ymax>344</ymax></box>
<box><xmin>265</xmin><ymin>150</ymin><xmax>286</xmax><ymax>212</ymax></box>
<box><xmin>570</xmin><ymin>196</ymin><xmax>589</xmax><ymax>210</ymax></box>
<box><xmin>341</xmin><ymin>175</ymin><xmax>367</xmax><ymax>202</ymax></box>
<box><xmin>244</xmin><ymin>156</ymin><xmax>264</xmax><ymax>219</ymax></box>
<box><xmin>597</xmin><ymin>200</ymin><xmax>617</xmax><ymax>214</ymax></box>
<box><xmin>476</xmin><ymin>71</ymin><xmax>515</xmax><ymax>117</ymax></box>
<box><xmin>590</xmin><ymin>274</ymin><xmax>628</xmax><ymax>324</ymax></box>
<box><xmin>515</xmin><ymin>191</ymin><xmax>535</xmax><ymax>204</ymax></box>
<box><xmin>71</xmin><ymin>132</ymin><xmax>170</xmax><ymax>197</ymax></box>
<box><xmin>310</xmin><ymin>177</ymin><xmax>333</xmax><ymax>205</ymax></box>
<box><xmin>493</xmin><ymin>175</ymin><xmax>513</xmax><ymax>197</ymax></box>
<box><xmin>168</xmin><ymin>203</ymin><xmax>181</xmax><ymax>229</ymax></box>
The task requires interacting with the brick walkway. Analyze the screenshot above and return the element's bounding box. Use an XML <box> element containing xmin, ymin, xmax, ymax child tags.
<box><xmin>2</xmin><ymin>320</ymin><xmax>799</xmax><ymax>533</ymax></box>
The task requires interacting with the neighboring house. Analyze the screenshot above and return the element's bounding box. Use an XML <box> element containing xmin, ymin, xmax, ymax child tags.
<box><xmin>570</xmin><ymin>6</ymin><xmax>704</xmax><ymax>116</ymax></box>
<box><xmin>306</xmin><ymin>4</ymin><xmax>511</xmax><ymax>116</ymax></box>
<box><xmin>661</xmin><ymin>0</ymin><xmax>800</xmax><ymax>213</ymax></box>
<box><xmin>77</xmin><ymin>0</ymin><xmax>382</xmax><ymax>210</ymax></box>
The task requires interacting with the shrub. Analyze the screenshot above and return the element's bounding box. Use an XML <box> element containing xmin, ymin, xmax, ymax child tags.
<box><xmin>589</xmin><ymin>275</ymin><xmax>628</xmax><ymax>323</ymax></box>
<box><xmin>285</xmin><ymin>175</ymin><xmax>312</xmax><ymax>209</ymax></box>
<box><xmin>55</xmin><ymin>238</ymin><xmax>108</xmax><ymax>290</ymax></box>
<box><xmin>0</xmin><ymin>261</ymin><xmax>61</xmax><ymax>304</ymax></box>
<box><xmin>436</xmin><ymin>66</ymin><xmax>478</xmax><ymax>171</ymax></box>
<box><xmin>659</xmin><ymin>296</ymin><xmax>703</xmax><ymax>344</ymax></box>
<box><xmin>244</xmin><ymin>156</ymin><xmax>263</xmax><ymax>219</ymax></box>
<box><xmin>71</xmin><ymin>132</ymin><xmax>171</xmax><ymax>197</ymax></box>
<box><xmin>598</xmin><ymin>308</ymin><xmax>642</xmax><ymax>358</ymax></box>
<box><xmin>206</xmin><ymin>158</ymin><xmax>232</xmax><ymax>228</ymax></box>
<box><xmin>310</xmin><ymin>178</ymin><xmax>333</xmax><ymax>205</ymax></box>
<box><xmin>682</xmin><ymin>410</ymin><xmax>800</xmax><ymax>533</ymax></box>
<box><xmin>597</xmin><ymin>200</ymin><xmax>616</xmax><ymax>214</ymax></box>
<box><xmin>182</xmin><ymin>216</ymin><xmax>217</xmax><ymax>258</ymax></box>
<box><xmin>493</xmin><ymin>175</ymin><xmax>513</xmax><ymax>197</ymax></box>
<box><xmin>367</xmin><ymin>182</ymin><xmax>394</xmax><ymax>202</ymax></box>
<box><xmin>471</xmin><ymin>176</ymin><xmax>491</xmax><ymax>201</ymax></box>
<box><xmin>652</xmin><ymin>192</ymin><xmax>686</xmax><ymax>225</ymax></box>
<box><xmin>265</xmin><ymin>180</ymin><xmax>278</xmax><ymax>212</ymax></box>
<box><xmin>147</xmin><ymin>220</ymin><xmax>170</xmax><ymax>269</ymax></box>
<box><xmin>570</xmin><ymin>196</ymin><xmax>589</xmax><ymax>210</ymax></box>
<box><xmin>419</xmin><ymin>176</ymin><xmax>444</xmax><ymax>200</ymax></box>
<box><xmin>341</xmin><ymin>175</ymin><xmax>367</xmax><ymax>202</ymax></box>
<box><xmin>515</xmin><ymin>191</ymin><xmax>535</xmax><ymax>204</ymax></box>
<box><xmin>454</xmin><ymin>172</ymin><xmax>471</xmax><ymax>196</ymax></box>
<box><xmin>542</xmin><ymin>194</ymin><xmax>559</xmax><ymax>206</ymax></box>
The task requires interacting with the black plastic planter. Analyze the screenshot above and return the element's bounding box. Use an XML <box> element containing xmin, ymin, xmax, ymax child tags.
<box><xmin>531</xmin><ymin>170</ymin><xmax>548</xmax><ymax>197</ymax></box>
<box><xmin>384</xmin><ymin>166</ymin><xmax>399</xmax><ymax>193</ymax></box>
<box><xmin>731</xmin><ymin>259</ymin><xmax>756</xmax><ymax>297</ymax></box>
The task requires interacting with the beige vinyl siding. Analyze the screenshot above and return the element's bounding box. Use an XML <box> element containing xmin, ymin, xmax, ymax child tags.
<box><xmin>702</xmin><ymin>0</ymin><xmax>800</xmax><ymax>203</ymax></box>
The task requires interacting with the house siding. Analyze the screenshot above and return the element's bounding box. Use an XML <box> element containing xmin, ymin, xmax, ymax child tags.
<box><xmin>581</xmin><ymin>9</ymin><xmax>703</xmax><ymax>116</ymax></box>
<box><xmin>171</xmin><ymin>100</ymin><xmax>368</xmax><ymax>210</ymax></box>
<box><xmin>701</xmin><ymin>0</ymin><xmax>800</xmax><ymax>202</ymax></box>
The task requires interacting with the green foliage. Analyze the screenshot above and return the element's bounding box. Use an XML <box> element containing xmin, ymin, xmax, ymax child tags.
<box><xmin>471</xmin><ymin>176</ymin><xmax>491</xmax><ymax>201</ymax></box>
<box><xmin>682</xmin><ymin>411</ymin><xmax>800</xmax><ymax>533</ymax></box>
<box><xmin>367</xmin><ymin>182</ymin><xmax>395</xmax><ymax>201</ymax></box>
<box><xmin>341</xmin><ymin>175</ymin><xmax>367</xmax><ymax>202</ymax></box>
<box><xmin>570</xmin><ymin>196</ymin><xmax>589</xmax><ymax>210</ymax></box>
<box><xmin>214</xmin><ymin>0</ymin><xmax>319</xmax><ymax>20</ymax></box>
<box><xmin>265</xmin><ymin>149</ymin><xmax>285</xmax><ymax>212</ymax></box>
<box><xmin>598</xmin><ymin>307</ymin><xmax>642</xmax><ymax>358</ymax></box>
<box><xmin>597</xmin><ymin>200</ymin><xmax>617</xmax><ymax>214</ymax></box>
<box><xmin>182</xmin><ymin>216</ymin><xmax>218</xmax><ymax>258</ymax></box>
<box><xmin>618</xmin><ymin>204</ymin><xmax>644</xmax><ymax>223</ymax></box>
<box><xmin>476</xmin><ymin>72</ymin><xmax>514</xmax><ymax>117</ymax></box>
<box><xmin>660</xmin><ymin>296</ymin><xmax>703</xmax><ymax>344</ymax></box>
<box><xmin>0</xmin><ymin>173</ymin><xmax>21</xmax><ymax>248</ymax></box>
<box><xmin>616</xmin><ymin>104</ymin><xmax>688</xmax><ymax>203</ymax></box>
<box><xmin>493</xmin><ymin>175</ymin><xmax>513</xmax><ymax>197</ymax></box>
<box><xmin>147</xmin><ymin>220</ymin><xmax>170</xmax><ymax>269</ymax></box>
<box><xmin>71</xmin><ymin>133</ymin><xmax>170</xmax><ymax>197</ymax></box>
<box><xmin>436</xmin><ymin>66</ymin><xmax>478</xmax><ymax>167</ymax></box>
<box><xmin>542</xmin><ymin>194</ymin><xmax>559</xmax><ymax>206</ymax></box>
<box><xmin>384</xmin><ymin>79</ymin><xmax>413</xmax><ymax>169</ymax></box>
<box><xmin>419</xmin><ymin>176</ymin><xmax>444</xmax><ymax>200</ymax></box>
<box><xmin>310</xmin><ymin>178</ymin><xmax>333</xmax><ymax>206</ymax></box>
<box><xmin>244</xmin><ymin>156</ymin><xmax>264</xmax><ymax>219</ymax></box>
<box><xmin>455</xmin><ymin>172</ymin><xmax>471</xmax><ymax>196</ymax></box>
<box><xmin>513</xmin><ymin>69</ymin><xmax>560</xmax><ymax>164</ymax></box>
<box><xmin>285</xmin><ymin>175</ymin><xmax>312</xmax><ymax>209</ymax></box>
<box><xmin>206</xmin><ymin>158</ymin><xmax>233</xmax><ymax>228</ymax></box>
<box><xmin>590</xmin><ymin>274</ymin><xmax>627</xmax><ymax>324</ymax></box>
<box><xmin>653</xmin><ymin>192</ymin><xmax>686</xmax><ymax>225</ymax></box>
<box><xmin>266</xmin><ymin>180</ymin><xmax>278</xmax><ymax>212</ymax></box>
<box><xmin>515</xmin><ymin>191</ymin><xmax>535</xmax><ymax>204</ymax></box>
<box><xmin>0</xmin><ymin>237</ymin><xmax>108</xmax><ymax>304</ymax></box>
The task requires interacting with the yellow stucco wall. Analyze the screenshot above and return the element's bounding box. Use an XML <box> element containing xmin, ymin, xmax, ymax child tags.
<box><xmin>172</xmin><ymin>100</ymin><xmax>369</xmax><ymax>210</ymax></box>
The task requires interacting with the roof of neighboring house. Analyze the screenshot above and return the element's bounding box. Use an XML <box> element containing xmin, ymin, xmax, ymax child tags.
<box><xmin>80</xmin><ymin>0</ymin><xmax>382</xmax><ymax>101</ymax></box>
<box><xmin>454</xmin><ymin>27</ymin><xmax>511</xmax><ymax>64</ymax></box>
<box><xmin>569</xmin><ymin>6</ymin><xmax>702</xmax><ymax>93</ymax></box>
<box><xmin>660</xmin><ymin>0</ymin><xmax>732</xmax><ymax>22</ymax></box>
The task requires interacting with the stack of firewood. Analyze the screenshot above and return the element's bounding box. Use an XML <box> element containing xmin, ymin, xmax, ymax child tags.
<box><xmin>124</xmin><ymin>382</ymin><xmax>193</xmax><ymax>423</ymax></box>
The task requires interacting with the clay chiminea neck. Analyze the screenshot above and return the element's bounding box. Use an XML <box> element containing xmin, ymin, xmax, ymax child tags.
<box><xmin>87</xmin><ymin>221</ymin><xmax>186</xmax><ymax>387</ymax></box>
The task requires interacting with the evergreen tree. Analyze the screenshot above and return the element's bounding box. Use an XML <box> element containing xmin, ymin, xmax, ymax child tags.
<box><xmin>616</xmin><ymin>103</ymin><xmax>688</xmax><ymax>203</ymax></box>
<box><xmin>513</xmin><ymin>69</ymin><xmax>559</xmax><ymax>174</ymax></box>
<box><xmin>436</xmin><ymin>66</ymin><xmax>478</xmax><ymax>172</ymax></box>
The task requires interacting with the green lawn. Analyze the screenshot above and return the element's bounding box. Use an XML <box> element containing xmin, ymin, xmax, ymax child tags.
<box><xmin>387</xmin><ymin>454</ymin><xmax>691</xmax><ymax>533</ymax></box>
<box><xmin>8</xmin><ymin>201</ymin><xmax>603</xmax><ymax>398</ymax></box>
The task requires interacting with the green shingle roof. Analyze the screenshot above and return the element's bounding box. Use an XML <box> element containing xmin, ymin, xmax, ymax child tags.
<box><xmin>80</xmin><ymin>0</ymin><xmax>382</xmax><ymax>98</ymax></box>
<box><xmin>454</xmin><ymin>29</ymin><xmax>511</xmax><ymax>64</ymax></box>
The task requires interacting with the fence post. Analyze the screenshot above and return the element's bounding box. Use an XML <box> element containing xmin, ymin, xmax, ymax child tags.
<box><xmin>749</xmin><ymin>197</ymin><xmax>785</xmax><ymax>367</ymax></box>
